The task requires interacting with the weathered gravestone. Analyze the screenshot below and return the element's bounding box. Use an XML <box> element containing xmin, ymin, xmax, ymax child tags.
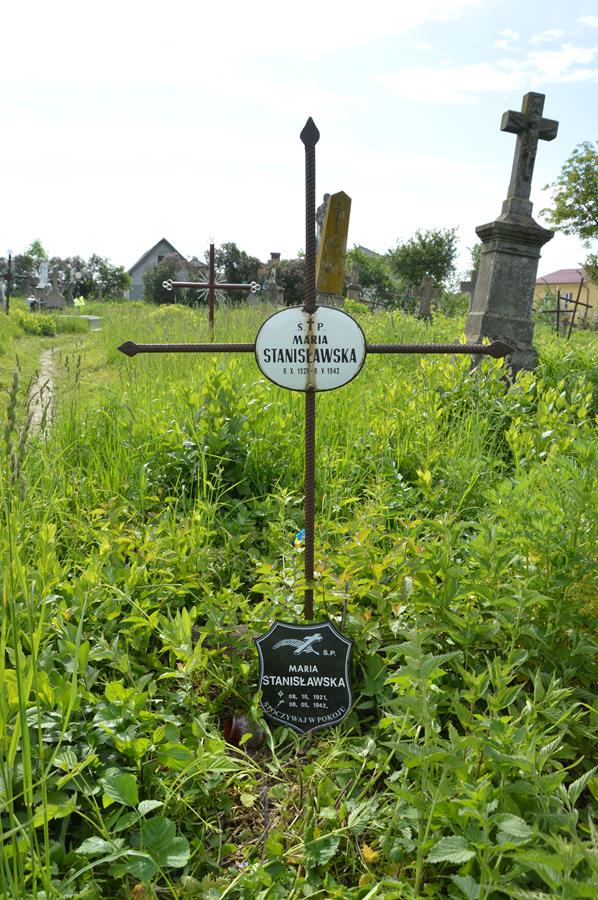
<box><xmin>316</xmin><ymin>190</ymin><xmax>351</xmax><ymax>304</ymax></box>
<box><xmin>416</xmin><ymin>275</ymin><xmax>440</xmax><ymax>321</ymax></box>
<box><xmin>460</xmin><ymin>269</ymin><xmax>478</xmax><ymax>299</ymax></box>
<box><xmin>119</xmin><ymin>118</ymin><xmax>510</xmax><ymax>733</ymax></box>
<box><xmin>45</xmin><ymin>271</ymin><xmax>66</xmax><ymax>310</ymax></box>
<box><xmin>262</xmin><ymin>252</ymin><xmax>285</xmax><ymax>305</ymax></box>
<box><xmin>465</xmin><ymin>92</ymin><xmax>559</xmax><ymax>372</ymax></box>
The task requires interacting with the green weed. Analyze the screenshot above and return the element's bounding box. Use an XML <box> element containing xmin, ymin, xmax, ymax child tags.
<box><xmin>0</xmin><ymin>303</ymin><xmax>596</xmax><ymax>897</ymax></box>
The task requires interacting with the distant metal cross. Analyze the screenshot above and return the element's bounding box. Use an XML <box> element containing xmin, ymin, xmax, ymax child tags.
<box><xmin>163</xmin><ymin>242</ymin><xmax>261</xmax><ymax>329</ymax></box>
<box><xmin>120</xmin><ymin>118</ymin><xmax>510</xmax><ymax>621</ymax></box>
<box><xmin>539</xmin><ymin>281</ymin><xmax>593</xmax><ymax>338</ymax></box>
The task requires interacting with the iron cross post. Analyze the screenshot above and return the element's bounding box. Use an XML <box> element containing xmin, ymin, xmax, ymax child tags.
<box><xmin>119</xmin><ymin>117</ymin><xmax>510</xmax><ymax>623</ymax></box>
<box><xmin>163</xmin><ymin>242</ymin><xmax>261</xmax><ymax>330</ymax></box>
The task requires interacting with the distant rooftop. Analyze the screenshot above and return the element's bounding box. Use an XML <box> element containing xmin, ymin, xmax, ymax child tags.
<box><xmin>536</xmin><ymin>268</ymin><xmax>587</xmax><ymax>285</ymax></box>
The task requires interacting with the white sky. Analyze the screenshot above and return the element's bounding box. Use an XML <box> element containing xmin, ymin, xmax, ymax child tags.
<box><xmin>2</xmin><ymin>0</ymin><xmax>597</xmax><ymax>278</ymax></box>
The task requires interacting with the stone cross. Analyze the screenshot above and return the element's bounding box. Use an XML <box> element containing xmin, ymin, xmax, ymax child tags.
<box><xmin>460</xmin><ymin>269</ymin><xmax>478</xmax><ymax>297</ymax></box>
<box><xmin>120</xmin><ymin>118</ymin><xmax>510</xmax><ymax>621</ymax></box>
<box><xmin>465</xmin><ymin>91</ymin><xmax>559</xmax><ymax>372</ymax></box>
<box><xmin>500</xmin><ymin>92</ymin><xmax>558</xmax><ymax>218</ymax></box>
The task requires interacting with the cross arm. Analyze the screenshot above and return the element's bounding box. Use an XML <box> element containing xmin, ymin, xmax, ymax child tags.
<box><xmin>118</xmin><ymin>341</ymin><xmax>255</xmax><ymax>357</ymax></box>
<box><xmin>163</xmin><ymin>279</ymin><xmax>261</xmax><ymax>292</ymax></box>
<box><xmin>366</xmin><ymin>340</ymin><xmax>511</xmax><ymax>358</ymax></box>
<box><xmin>501</xmin><ymin>110</ymin><xmax>558</xmax><ymax>141</ymax></box>
<box><xmin>119</xmin><ymin>338</ymin><xmax>511</xmax><ymax>359</ymax></box>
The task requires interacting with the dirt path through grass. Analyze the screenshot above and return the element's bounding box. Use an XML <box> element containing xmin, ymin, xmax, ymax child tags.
<box><xmin>29</xmin><ymin>348</ymin><xmax>55</xmax><ymax>433</ymax></box>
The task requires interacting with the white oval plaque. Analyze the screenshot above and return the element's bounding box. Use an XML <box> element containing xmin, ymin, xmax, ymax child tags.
<box><xmin>255</xmin><ymin>306</ymin><xmax>366</xmax><ymax>392</ymax></box>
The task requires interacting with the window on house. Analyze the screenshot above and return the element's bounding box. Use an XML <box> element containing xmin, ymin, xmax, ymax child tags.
<box><xmin>157</xmin><ymin>255</ymin><xmax>165</xmax><ymax>263</ymax></box>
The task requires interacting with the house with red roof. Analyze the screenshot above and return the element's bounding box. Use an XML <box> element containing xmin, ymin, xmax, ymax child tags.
<box><xmin>534</xmin><ymin>267</ymin><xmax>597</xmax><ymax>326</ymax></box>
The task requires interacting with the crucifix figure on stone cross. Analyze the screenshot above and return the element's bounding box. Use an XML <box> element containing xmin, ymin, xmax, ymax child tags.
<box><xmin>119</xmin><ymin>116</ymin><xmax>510</xmax><ymax>622</ymax></box>
<box><xmin>501</xmin><ymin>91</ymin><xmax>559</xmax><ymax>219</ymax></box>
<box><xmin>162</xmin><ymin>241</ymin><xmax>261</xmax><ymax>330</ymax></box>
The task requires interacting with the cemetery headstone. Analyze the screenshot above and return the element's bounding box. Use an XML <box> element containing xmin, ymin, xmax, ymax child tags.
<box><xmin>316</xmin><ymin>190</ymin><xmax>351</xmax><ymax>305</ymax></box>
<box><xmin>416</xmin><ymin>275</ymin><xmax>440</xmax><ymax>320</ymax></box>
<box><xmin>119</xmin><ymin>117</ymin><xmax>510</xmax><ymax>733</ymax></box>
<box><xmin>460</xmin><ymin>269</ymin><xmax>478</xmax><ymax>298</ymax></box>
<box><xmin>36</xmin><ymin>261</ymin><xmax>50</xmax><ymax>292</ymax></box>
<box><xmin>262</xmin><ymin>252</ymin><xmax>285</xmax><ymax>305</ymax></box>
<box><xmin>465</xmin><ymin>92</ymin><xmax>559</xmax><ymax>372</ymax></box>
<box><xmin>45</xmin><ymin>271</ymin><xmax>66</xmax><ymax>310</ymax></box>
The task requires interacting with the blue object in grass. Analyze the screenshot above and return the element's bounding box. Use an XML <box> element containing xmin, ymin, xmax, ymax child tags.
<box><xmin>294</xmin><ymin>529</ymin><xmax>305</xmax><ymax>549</ymax></box>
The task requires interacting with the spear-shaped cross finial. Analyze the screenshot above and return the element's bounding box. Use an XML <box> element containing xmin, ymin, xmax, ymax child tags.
<box><xmin>300</xmin><ymin>117</ymin><xmax>320</xmax><ymax>148</ymax></box>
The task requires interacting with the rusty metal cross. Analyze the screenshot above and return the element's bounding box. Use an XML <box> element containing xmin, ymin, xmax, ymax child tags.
<box><xmin>539</xmin><ymin>281</ymin><xmax>593</xmax><ymax>338</ymax></box>
<box><xmin>163</xmin><ymin>241</ymin><xmax>261</xmax><ymax>329</ymax></box>
<box><xmin>119</xmin><ymin>117</ymin><xmax>510</xmax><ymax>621</ymax></box>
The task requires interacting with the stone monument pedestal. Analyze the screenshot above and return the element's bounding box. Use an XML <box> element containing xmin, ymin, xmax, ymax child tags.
<box><xmin>465</xmin><ymin>216</ymin><xmax>554</xmax><ymax>371</ymax></box>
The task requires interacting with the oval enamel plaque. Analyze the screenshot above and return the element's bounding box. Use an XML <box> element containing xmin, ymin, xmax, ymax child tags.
<box><xmin>255</xmin><ymin>306</ymin><xmax>366</xmax><ymax>392</ymax></box>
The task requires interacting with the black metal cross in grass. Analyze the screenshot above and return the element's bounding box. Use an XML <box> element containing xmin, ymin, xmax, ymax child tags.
<box><xmin>119</xmin><ymin>118</ymin><xmax>511</xmax><ymax>622</ymax></box>
<box><xmin>163</xmin><ymin>241</ymin><xmax>261</xmax><ymax>330</ymax></box>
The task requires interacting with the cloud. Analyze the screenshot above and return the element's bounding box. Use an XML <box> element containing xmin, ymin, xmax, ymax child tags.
<box><xmin>1</xmin><ymin>0</ymin><xmax>480</xmax><ymax>87</ymax></box>
<box><xmin>531</xmin><ymin>29</ymin><xmax>565</xmax><ymax>44</ymax></box>
<box><xmin>373</xmin><ymin>43</ymin><xmax>598</xmax><ymax>104</ymax></box>
<box><xmin>579</xmin><ymin>16</ymin><xmax>598</xmax><ymax>27</ymax></box>
<box><xmin>494</xmin><ymin>29</ymin><xmax>519</xmax><ymax>49</ymax></box>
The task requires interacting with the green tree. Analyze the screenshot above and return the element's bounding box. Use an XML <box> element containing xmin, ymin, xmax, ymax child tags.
<box><xmin>143</xmin><ymin>254</ymin><xmax>189</xmax><ymax>304</ymax></box>
<box><xmin>346</xmin><ymin>247</ymin><xmax>399</xmax><ymax>306</ymax></box>
<box><xmin>276</xmin><ymin>257</ymin><xmax>306</xmax><ymax>305</ymax></box>
<box><xmin>468</xmin><ymin>242</ymin><xmax>482</xmax><ymax>272</ymax></box>
<box><xmin>542</xmin><ymin>141</ymin><xmax>598</xmax><ymax>243</ymax></box>
<box><xmin>25</xmin><ymin>239</ymin><xmax>48</xmax><ymax>263</ymax></box>
<box><xmin>12</xmin><ymin>240</ymin><xmax>49</xmax><ymax>294</ymax></box>
<box><xmin>388</xmin><ymin>228</ymin><xmax>458</xmax><ymax>289</ymax></box>
<box><xmin>87</xmin><ymin>254</ymin><xmax>131</xmax><ymax>299</ymax></box>
<box><xmin>213</xmin><ymin>242</ymin><xmax>261</xmax><ymax>302</ymax></box>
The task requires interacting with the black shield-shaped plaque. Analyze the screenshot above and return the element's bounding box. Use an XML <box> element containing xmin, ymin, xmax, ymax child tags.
<box><xmin>255</xmin><ymin>620</ymin><xmax>353</xmax><ymax>734</ymax></box>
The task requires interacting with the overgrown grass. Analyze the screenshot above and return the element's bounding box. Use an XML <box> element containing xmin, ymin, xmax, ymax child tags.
<box><xmin>1</xmin><ymin>303</ymin><xmax>597</xmax><ymax>898</ymax></box>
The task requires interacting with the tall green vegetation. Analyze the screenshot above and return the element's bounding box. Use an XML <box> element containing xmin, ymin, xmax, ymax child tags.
<box><xmin>0</xmin><ymin>304</ymin><xmax>596</xmax><ymax>897</ymax></box>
